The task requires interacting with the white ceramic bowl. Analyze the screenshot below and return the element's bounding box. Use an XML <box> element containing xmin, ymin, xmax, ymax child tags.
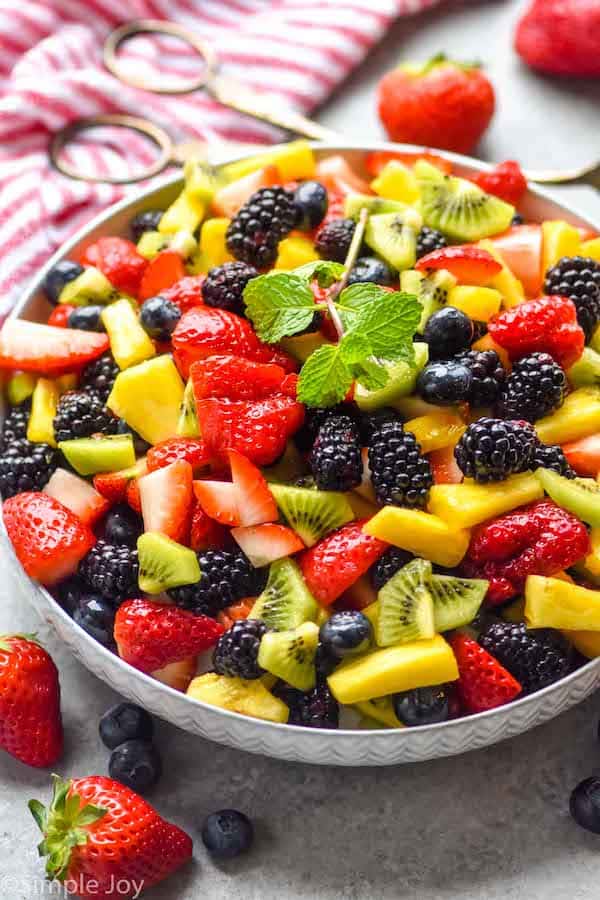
<box><xmin>4</xmin><ymin>142</ymin><xmax>600</xmax><ymax>766</ymax></box>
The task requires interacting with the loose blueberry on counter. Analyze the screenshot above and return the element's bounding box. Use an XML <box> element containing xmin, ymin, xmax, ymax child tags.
<box><xmin>102</xmin><ymin>504</ymin><xmax>142</xmax><ymax>548</ymax></box>
<box><xmin>293</xmin><ymin>180</ymin><xmax>328</xmax><ymax>231</ymax></box>
<box><xmin>116</xmin><ymin>418</ymin><xmax>150</xmax><ymax>456</ymax></box>
<box><xmin>570</xmin><ymin>777</ymin><xmax>600</xmax><ymax>834</ymax></box>
<box><xmin>423</xmin><ymin>307</ymin><xmax>474</xmax><ymax>359</ymax></box>
<box><xmin>43</xmin><ymin>260</ymin><xmax>84</xmax><ymax>305</ymax></box>
<box><xmin>319</xmin><ymin>610</ymin><xmax>372</xmax><ymax>659</ymax></box>
<box><xmin>68</xmin><ymin>305</ymin><xmax>106</xmax><ymax>332</ymax></box>
<box><xmin>348</xmin><ymin>256</ymin><xmax>395</xmax><ymax>287</ymax></box>
<box><xmin>73</xmin><ymin>593</ymin><xmax>117</xmax><ymax>646</ymax></box>
<box><xmin>100</xmin><ymin>702</ymin><xmax>154</xmax><ymax>750</ymax></box>
<box><xmin>201</xmin><ymin>809</ymin><xmax>254</xmax><ymax>859</ymax></box>
<box><xmin>109</xmin><ymin>739</ymin><xmax>162</xmax><ymax>793</ymax></box>
<box><xmin>140</xmin><ymin>295</ymin><xmax>182</xmax><ymax>341</ymax></box>
<box><xmin>393</xmin><ymin>685</ymin><xmax>450</xmax><ymax>726</ymax></box>
<box><xmin>130</xmin><ymin>208</ymin><xmax>163</xmax><ymax>243</ymax></box>
<box><xmin>416</xmin><ymin>360</ymin><xmax>473</xmax><ymax>405</ymax></box>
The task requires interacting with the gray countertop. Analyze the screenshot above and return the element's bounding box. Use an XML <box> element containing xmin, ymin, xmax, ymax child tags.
<box><xmin>2</xmin><ymin>1</ymin><xmax>600</xmax><ymax>897</ymax></box>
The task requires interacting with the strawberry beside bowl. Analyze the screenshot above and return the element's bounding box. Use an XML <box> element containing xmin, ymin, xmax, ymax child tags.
<box><xmin>3</xmin><ymin>142</ymin><xmax>600</xmax><ymax>767</ymax></box>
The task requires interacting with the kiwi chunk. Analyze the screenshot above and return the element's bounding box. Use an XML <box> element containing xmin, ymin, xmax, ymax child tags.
<box><xmin>249</xmin><ymin>558</ymin><xmax>318</xmax><ymax>630</ymax></box>
<box><xmin>376</xmin><ymin>558</ymin><xmax>435</xmax><ymax>647</ymax></box>
<box><xmin>138</xmin><ymin>532</ymin><xmax>201</xmax><ymax>594</ymax></box>
<box><xmin>258</xmin><ymin>621</ymin><xmax>319</xmax><ymax>691</ymax></box>
<box><xmin>354</xmin><ymin>343</ymin><xmax>428</xmax><ymax>411</ymax></box>
<box><xmin>567</xmin><ymin>347</ymin><xmax>600</xmax><ymax>388</ymax></box>
<box><xmin>428</xmin><ymin>573</ymin><xmax>487</xmax><ymax>633</ymax></box>
<box><xmin>58</xmin><ymin>434</ymin><xmax>135</xmax><ymax>476</ymax></box>
<box><xmin>344</xmin><ymin>193</ymin><xmax>409</xmax><ymax>220</ymax></box>
<box><xmin>137</xmin><ymin>230</ymin><xmax>170</xmax><ymax>259</ymax></box>
<box><xmin>59</xmin><ymin>266</ymin><xmax>117</xmax><ymax>307</ymax></box>
<box><xmin>176</xmin><ymin>378</ymin><xmax>199</xmax><ymax>437</ymax></box>
<box><xmin>537</xmin><ymin>468</ymin><xmax>600</xmax><ymax>527</ymax></box>
<box><xmin>269</xmin><ymin>483</ymin><xmax>354</xmax><ymax>546</ymax></box>
<box><xmin>401</xmin><ymin>269</ymin><xmax>457</xmax><ymax>332</ymax></box>
<box><xmin>365</xmin><ymin>209</ymin><xmax>422</xmax><ymax>272</ymax></box>
<box><xmin>416</xmin><ymin>160</ymin><xmax>514</xmax><ymax>242</ymax></box>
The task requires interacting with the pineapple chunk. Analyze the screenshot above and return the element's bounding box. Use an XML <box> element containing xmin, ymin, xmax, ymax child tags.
<box><xmin>275</xmin><ymin>235</ymin><xmax>319</xmax><ymax>270</ymax></box>
<box><xmin>448</xmin><ymin>286</ymin><xmax>502</xmax><ymax>322</ymax></box>
<box><xmin>581</xmin><ymin>237</ymin><xmax>600</xmax><ymax>263</ymax></box>
<box><xmin>541</xmin><ymin>220</ymin><xmax>581</xmax><ymax>272</ymax></box>
<box><xmin>403</xmin><ymin>413</ymin><xmax>465</xmax><ymax>453</ymax></box>
<box><xmin>354</xmin><ymin>697</ymin><xmax>404</xmax><ymax>728</ymax></box>
<box><xmin>371</xmin><ymin>161</ymin><xmax>420</xmax><ymax>204</ymax></box>
<box><xmin>428</xmin><ymin>473</ymin><xmax>543</xmax><ymax>529</ymax></box>
<box><xmin>328</xmin><ymin>635</ymin><xmax>458</xmax><ymax>704</ymax></box>
<box><xmin>525</xmin><ymin>575</ymin><xmax>600</xmax><ymax>631</ymax></box>
<box><xmin>221</xmin><ymin>140</ymin><xmax>315</xmax><ymax>182</ymax></box>
<box><xmin>107</xmin><ymin>355</ymin><xmax>185</xmax><ymax>445</ymax></box>
<box><xmin>101</xmin><ymin>299</ymin><xmax>155</xmax><ymax>370</ymax></box>
<box><xmin>159</xmin><ymin>159</ymin><xmax>214</xmax><ymax>235</ymax></box>
<box><xmin>27</xmin><ymin>377</ymin><xmax>59</xmax><ymax>446</ymax></box>
<box><xmin>199</xmin><ymin>217</ymin><xmax>233</xmax><ymax>270</ymax></box>
<box><xmin>478</xmin><ymin>239</ymin><xmax>524</xmax><ymax>309</ymax></box>
<box><xmin>187</xmin><ymin>672</ymin><xmax>289</xmax><ymax>723</ymax></box>
<box><xmin>535</xmin><ymin>387</ymin><xmax>600</xmax><ymax>445</ymax></box>
<box><xmin>583</xmin><ymin>528</ymin><xmax>600</xmax><ymax>577</ymax></box>
<box><xmin>363</xmin><ymin>507</ymin><xmax>470</xmax><ymax>567</ymax></box>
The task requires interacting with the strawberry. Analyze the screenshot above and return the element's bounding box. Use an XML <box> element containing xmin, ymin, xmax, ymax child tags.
<box><xmin>488</xmin><ymin>295</ymin><xmax>585</xmax><ymax>368</ymax></box>
<box><xmin>416</xmin><ymin>246</ymin><xmax>502</xmax><ymax>285</ymax></box>
<box><xmin>298</xmin><ymin>520</ymin><xmax>388</xmax><ymax>606</ymax></box>
<box><xmin>47</xmin><ymin>304</ymin><xmax>75</xmax><ymax>328</ymax></box>
<box><xmin>315</xmin><ymin>155</ymin><xmax>372</xmax><ymax>197</ymax></box>
<box><xmin>126</xmin><ymin>478</ymin><xmax>142</xmax><ymax>515</ymax></box>
<box><xmin>189</xmin><ymin>500</ymin><xmax>230</xmax><ymax>551</ymax></box>
<box><xmin>146</xmin><ymin>437</ymin><xmax>212</xmax><ymax>473</ymax></box>
<box><xmin>160</xmin><ymin>275</ymin><xmax>206</xmax><ymax>313</ymax></box>
<box><xmin>449</xmin><ymin>633</ymin><xmax>522</xmax><ymax>713</ymax></box>
<box><xmin>212</xmin><ymin>164</ymin><xmax>280</xmax><ymax>218</ymax></box>
<box><xmin>490</xmin><ymin>224</ymin><xmax>543</xmax><ymax>297</ymax></box>
<box><xmin>80</xmin><ymin>236</ymin><xmax>147</xmax><ymax>296</ymax></box>
<box><xmin>232</xmin><ymin>523</ymin><xmax>304</xmax><ymax>567</ymax></box>
<box><xmin>0</xmin><ymin>319</ymin><xmax>109</xmax><ymax>374</ymax></box>
<box><xmin>515</xmin><ymin>0</ymin><xmax>600</xmax><ymax>77</ymax></box>
<box><xmin>472</xmin><ymin>161</ymin><xmax>528</xmax><ymax>206</ymax></box>
<box><xmin>44</xmin><ymin>468</ymin><xmax>110</xmax><ymax>526</ymax></box>
<box><xmin>562</xmin><ymin>434</ymin><xmax>600</xmax><ymax>477</ymax></box>
<box><xmin>364</xmin><ymin>150</ymin><xmax>452</xmax><ymax>178</ymax></box>
<box><xmin>228</xmin><ymin>449</ymin><xmax>278</xmax><ymax>526</ymax></box>
<box><xmin>190</xmin><ymin>354</ymin><xmax>289</xmax><ymax>402</ymax></box>
<box><xmin>30</xmin><ymin>774</ymin><xmax>192</xmax><ymax>896</ymax></box>
<box><xmin>336</xmin><ymin>574</ymin><xmax>378</xmax><ymax>612</ymax></box>
<box><xmin>193</xmin><ymin>479</ymin><xmax>241</xmax><ymax>527</ymax></box>
<box><xmin>377</xmin><ymin>55</ymin><xmax>495</xmax><ymax>154</ymax></box>
<box><xmin>3</xmin><ymin>492</ymin><xmax>95</xmax><ymax>585</ymax></box>
<box><xmin>428</xmin><ymin>446</ymin><xmax>464</xmax><ymax>484</ymax></box>
<box><xmin>138</xmin><ymin>460</ymin><xmax>193</xmax><ymax>543</ymax></box>
<box><xmin>197</xmin><ymin>395</ymin><xmax>304</xmax><ymax>467</ymax></box>
<box><xmin>138</xmin><ymin>250</ymin><xmax>187</xmax><ymax>302</ymax></box>
<box><xmin>93</xmin><ymin>459</ymin><xmax>147</xmax><ymax>505</ymax></box>
<box><xmin>0</xmin><ymin>635</ymin><xmax>62</xmax><ymax>768</ymax></box>
<box><xmin>115</xmin><ymin>598</ymin><xmax>223</xmax><ymax>672</ymax></box>
<box><xmin>152</xmin><ymin>656</ymin><xmax>198</xmax><ymax>692</ymax></box>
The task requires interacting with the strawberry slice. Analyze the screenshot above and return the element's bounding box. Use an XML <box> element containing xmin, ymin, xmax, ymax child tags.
<box><xmin>490</xmin><ymin>224</ymin><xmax>543</xmax><ymax>297</ymax></box>
<box><xmin>161</xmin><ymin>275</ymin><xmax>206</xmax><ymax>313</ymax></box>
<box><xmin>193</xmin><ymin>479</ymin><xmax>241</xmax><ymax>526</ymax></box>
<box><xmin>212</xmin><ymin>165</ymin><xmax>280</xmax><ymax>218</ymax></box>
<box><xmin>488</xmin><ymin>295</ymin><xmax>584</xmax><ymax>368</ymax></box>
<box><xmin>3</xmin><ymin>492</ymin><xmax>95</xmax><ymax>585</ymax></box>
<box><xmin>138</xmin><ymin>250</ymin><xmax>187</xmax><ymax>302</ymax></box>
<box><xmin>126</xmin><ymin>478</ymin><xmax>142</xmax><ymax>514</ymax></box>
<box><xmin>449</xmin><ymin>633</ymin><xmax>522</xmax><ymax>713</ymax></box>
<box><xmin>44</xmin><ymin>468</ymin><xmax>110</xmax><ymax>525</ymax></box>
<box><xmin>80</xmin><ymin>236</ymin><xmax>147</xmax><ymax>296</ymax></box>
<box><xmin>0</xmin><ymin>319</ymin><xmax>109</xmax><ymax>374</ymax></box>
<box><xmin>336</xmin><ymin>573</ymin><xmax>378</xmax><ymax>612</ymax></box>
<box><xmin>562</xmin><ymin>434</ymin><xmax>600</xmax><ymax>477</ymax></box>
<box><xmin>115</xmin><ymin>598</ymin><xmax>223</xmax><ymax>673</ymax></box>
<box><xmin>472</xmin><ymin>161</ymin><xmax>528</xmax><ymax>206</ymax></box>
<box><xmin>47</xmin><ymin>304</ymin><xmax>75</xmax><ymax>328</ymax></box>
<box><xmin>146</xmin><ymin>437</ymin><xmax>212</xmax><ymax>474</ymax></box>
<box><xmin>315</xmin><ymin>155</ymin><xmax>373</xmax><ymax>197</ymax></box>
<box><xmin>190</xmin><ymin>354</ymin><xmax>289</xmax><ymax>403</ymax></box>
<box><xmin>228</xmin><ymin>449</ymin><xmax>277</xmax><ymax>526</ymax></box>
<box><xmin>231</xmin><ymin>523</ymin><xmax>304</xmax><ymax>567</ymax></box>
<box><xmin>298</xmin><ymin>520</ymin><xmax>388</xmax><ymax>606</ymax></box>
<box><xmin>138</xmin><ymin>460</ymin><xmax>193</xmax><ymax>542</ymax></box>
<box><xmin>93</xmin><ymin>459</ymin><xmax>147</xmax><ymax>504</ymax></box>
<box><xmin>189</xmin><ymin>501</ymin><xmax>230</xmax><ymax>551</ymax></box>
<box><xmin>428</xmin><ymin>446</ymin><xmax>464</xmax><ymax>484</ymax></box>
<box><xmin>416</xmin><ymin>246</ymin><xmax>502</xmax><ymax>285</ymax></box>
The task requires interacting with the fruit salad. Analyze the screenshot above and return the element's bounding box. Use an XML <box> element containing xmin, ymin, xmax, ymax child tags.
<box><xmin>3</xmin><ymin>139</ymin><xmax>600</xmax><ymax>733</ymax></box>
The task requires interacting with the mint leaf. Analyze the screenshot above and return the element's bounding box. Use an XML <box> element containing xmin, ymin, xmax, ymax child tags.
<box><xmin>354</xmin><ymin>358</ymin><xmax>389</xmax><ymax>391</ymax></box>
<box><xmin>244</xmin><ymin>273</ymin><xmax>316</xmax><ymax>343</ymax></box>
<box><xmin>338</xmin><ymin>332</ymin><xmax>371</xmax><ymax>366</ymax></box>
<box><xmin>338</xmin><ymin>282</ymin><xmax>391</xmax><ymax>311</ymax></box>
<box><xmin>297</xmin><ymin>344</ymin><xmax>353</xmax><ymax>407</ymax></box>
<box><xmin>293</xmin><ymin>260</ymin><xmax>345</xmax><ymax>287</ymax></box>
<box><xmin>350</xmin><ymin>292</ymin><xmax>422</xmax><ymax>359</ymax></box>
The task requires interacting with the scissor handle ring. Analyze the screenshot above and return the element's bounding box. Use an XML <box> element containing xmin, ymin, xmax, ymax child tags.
<box><xmin>49</xmin><ymin>114</ymin><xmax>174</xmax><ymax>184</ymax></box>
<box><xmin>104</xmin><ymin>19</ymin><xmax>219</xmax><ymax>95</ymax></box>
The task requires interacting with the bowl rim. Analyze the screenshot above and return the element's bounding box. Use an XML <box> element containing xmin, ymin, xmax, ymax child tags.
<box><xmin>9</xmin><ymin>139</ymin><xmax>600</xmax><ymax>743</ymax></box>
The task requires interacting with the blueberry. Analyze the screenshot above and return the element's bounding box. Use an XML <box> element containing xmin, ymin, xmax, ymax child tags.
<box><xmin>56</xmin><ymin>575</ymin><xmax>84</xmax><ymax>616</ymax></box>
<box><xmin>102</xmin><ymin>504</ymin><xmax>142</xmax><ymax>548</ymax></box>
<box><xmin>293</xmin><ymin>180</ymin><xmax>328</xmax><ymax>231</ymax></box>
<box><xmin>73</xmin><ymin>594</ymin><xmax>117</xmax><ymax>646</ymax></box>
<box><xmin>130</xmin><ymin>209</ymin><xmax>163</xmax><ymax>243</ymax></box>
<box><xmin>115</xmin><ymin>418</ymin><xmax>150</xmax><ymax>456</ymax></box>
<box><xmin>109</xmin><ymin>739</ymin><xmax>162</xmax><ymax>793</ymax></box>
<box><xmin>43</xmin><ymin>260</ymin><xmax>84</xmax><ymax>305</ymax></box>
<box><xmin>393</xmin><ymin>685</ymin><xmax>449</xmax><ymax>726</ymax></box>
<box><xmin>570</xmin><ymin>777</ymin><xmax>600</xmax><ymax>833</ymax></box>
<box><xmin>67</xmin><ymin>305</ymin><xmax>106</xmax><ymax>332</ymax></box>
<box><xmin>100</xmin><ymin>702</ymin><xmax>154</xmax><ymax>749</ymax></box>
<box><xmin>423</xmin><ymin>307</ymin><xmax>474</xmax><ymax>359</ymax></box>
<box><xmin>348</xmin><ymin>256</ymin><xmax>395</xmax><ymax>287</ymax></box>
<box><xmin>319</xmin><ymin>610</ymin><xmax>372</xmax><ymax>659</ymax></box>
<box><xmin>140</xmin><ymin>295</ymin><xmax>181</xmax><ymax>340</ymax></box>
<box><xmin>416</xmin><ymin>360</ymin><xmax>473</xmax><ymax>405</ymax></box>
<box><xmin>201</xmin><ymin>809</ymin><xmax>254</xmax><ymax>859</ymax></box>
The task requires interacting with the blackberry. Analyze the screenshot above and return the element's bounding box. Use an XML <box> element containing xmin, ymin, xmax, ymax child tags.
<box><xmin>544</xmin><ymin>256</ymin><xmax>600</xmax><ymax>342</ymax></box>
<box><xmin>129</xmin><ymin>209</ymin><xmax>163</xmax><ymax>243</ymax></box>
<box><xmin>370</xmin><ymin>547</ymin><xmax>414</xmax><ymax>591</ymax></box>
<box><xmin>0</xmin><ymin>401</ymin><xmax>30</xmax><ymax>450</ymax></box>
<box><xmin>416</xmin><ymin>226</ymin><xmax>447</xmax><ymax>259</ymax></box>
<box><xmin>53</xmin><ymin>391</ymin><xmax>119</xmax><ymax>443</ymax></box>
<box><xmin>79</xmin><ymin>540</ymin><xmax>139</xmax><ymax>600</ymax></box>
<box><xmin>309</xmin><ymin>414</ymin><xmax>362</xmax><ymax>492</ymax></box>
<box><xmin>274</xmin><ymin>682</ymin><xmax>339</xmax><ymax>729</ymax></box>
<box><xmin>202</xmin><ymin>261</ymin><xmax>258</xmax><ymax>316</ymax></box>
<box><xmin>80</xmin><ymin>353</ymin><xmax>120</xmax><ymax>403</ymax></box>
<box><xmin>479</xmin><ymin>622</ymin><xmax>570</xmax><ymax>694</ymax></box>
<box><xmin>294</xmin><ymin>403</ymin><xmax>355</xmax><ymax>452</ymax></box>
<box><xmin>368</xmin><ymin>420</ymin><xmax>433</xmax><ymax>508</ymax></box>
<box><xmin>0</xmin><ymin>439</ymin><xmax>58</xmax><ymax>498</ymax></box>
<box><xmin>454</xmin><ymin>417</ymin><xmax>537</xmax><ymax>483</ymax></box>
<box><xmin>212</xmin><ymin>619</ymin><xmax>267</xmax><ymax>679</ymax></box>
<box><xmin>533</xmin><ymin>443</ymin><xmax>575</xmax><ymax>478</ymax></box>
<box><xmin>498</xmin><ymin>352</ymin><xmax>566</xmax><ymax>422</ymax></box>
<box><xmin>168</xmin><ymin>550</ymin><xmax>266</xmax><ymax>617</ymax></box>
<box><xmin>314</xmin><ymin>218</ymin><xmax>356</xmax><ymax>263</ymax></box>
<box><xmin>226</xmin><ymin>186</ymin><xmax>298</xmax><ymax>268</ymax></box>
<box><xmin>456</xmin><ymin>349</ymin><xmax>506</xmax><ymax>407</ymax></box>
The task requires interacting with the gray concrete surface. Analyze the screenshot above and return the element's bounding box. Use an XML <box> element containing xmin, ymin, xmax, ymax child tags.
<box><xmin>2</xmin><ymin>1</ymin><xmax>600</xmax><ymax>897</ymax></box>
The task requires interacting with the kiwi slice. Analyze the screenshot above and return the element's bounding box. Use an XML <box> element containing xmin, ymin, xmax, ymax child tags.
<box><xmin>401</xmin><ymin>269</ymin><xmax>458</xmax><ymax>333</ymax></box>
<box><xmin>537</xmin><ymin>468</ymin><xmax>600</xmax><ymax>527</ymax></box>
<box><xmin>262</xmin><ymin>442</ymin><xmax>307</xmax><ymax>484</ymax></box>
<box><xmin>176</xmin><ymin>378</ymin><xmax>199</xmax><ymax>437</ymax></box>
<box><xmin>354</xmin><ymin>343</ymin><xmax>429</xmax><ymax>411</ymax></box>
<box><xmin>138</xmin><ymin>532</ymin><xmax>201</xmax><ymax>594</ymax></box>
<box><xmin>376</xmin><ymin>558</ymin><xmax>435</xmax><ymax>647</ymax></box>
<box><xmin>567</xmin><ymin>347</ymin><xmax>600</xmax><ymax>388</ymax></box>
<box><xmin>428</xmin><ymin>573</ymin><xmax>487</xmax><ymax>633</ymax></box>
<box><xmin>365</xmin><ymin>210</ymin><xmax>423</xmax><ymax>272</ymax></box>
<box><xmin>415</xmin><ymin>160</ymin><xmax>514</xmax><ymax>242</ymax></box>
<box><xmin>257</xmin><ymin>621</ymin><xmax>319</xmax><ymax>691</ymax></box>
<box><xmin>269</xmin><ymin>483</ymin><xmax>354</xmax><ymax>546</ymax></box>
<box><xmin>344</xmin><ymin>193</ymin><xmax>409</xmax><ymax>220</ymax></box>
<box><xmin>59</xmin><ymin>266</ymin><xmax>117</xmax><ymax>307</ymax></box>
<box><xmin>249</xmin><ymin>558</ymin><xmax>318</xmax><ymax>630</ymax></box>
<box><xmin>58</xmin><ymin>434</ymin><xmax>135</xmax><ymax>476</ymax></box>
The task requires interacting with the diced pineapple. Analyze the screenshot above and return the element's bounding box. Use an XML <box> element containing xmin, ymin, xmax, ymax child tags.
<box><xmin>101</xmin><ymin>299</ymin><xmax>155</xmax><ymax>370</ymax></box>
<box><xmin>363</xmin><ymin>507</ymin><xmax>470</xmax><ymax>567</ymax></box>
<box><xmin>403</xmin><ymin>412</ymin><xmax>465</xmax><ymax>453</ymax></box>
<box><xmin>535</xmin><ymin>387</ymin><xmax>600</xmax><ymax>445</ymax></box>
<box><xmin>582</xmin><ymin>528</ymin><xmax>600</xmax><ymax>577</ymax></box>
<box><xmin>541</xmin><ymin>220</ymin><xmax>581</xmax><ymax>273</ymax></box>
<box><xmin>478</xmin><ymin>239</ymin><xmax>525</xmax><ymax>308</ymax></box>
<box><xmin>27</xmin><ymin>377</ymin><xmax>59</xmax><ymax>446</ymax></box>
<box><xmin>107</xmin><ymin>355</ymin><xmax>185</xmax><ymax>445</ymax></box>
<box><xmin>371</xmin><ymin>161</ymin><xmax>420</xmax><ymax>205</ymax></box>
<box><xmin>199</xmin><ymin>217</ymin><xmax>233</xmax><ymax>270</ymax></box>
<box><xmin>428</xmin><ymin>473</ymin><xmax>543</xmax><ymax>529</ymax></box>
<box><xmin>581</xmin><ymin>237</ymin><xmax>600</xmax><ymax>263</ymax></box>
<box><xmin>187</xmin><ymin>672</ymin><xmax>289</xmax><ymax>723</ymax></box>
<box><xmin>448</xmin><ymin>286</ymin><xmax>502</xmax><ymax>322</ymax></box>
<box><xmin>275</xmin><ymin>235</ymin><xmax>319</xmax><ymax>270</ymax></box>
<box><xmin>159</xmin><ymin>159</ymin><xmax>214</xmax><ymax>234</ymax></box>
<box><xmin>221</xmin><ymin>140</ymin><xmax>315</xmax><ymax>182</ymax></box>
<box><xmin>525</xmin><ymin>575</ymin><xmax>600</xmax><ymax>631</ymax></box>
<box><xmin>354</xmin><ymin>697</ymin><xmax>404</xmax><ymax>728</ymax></box>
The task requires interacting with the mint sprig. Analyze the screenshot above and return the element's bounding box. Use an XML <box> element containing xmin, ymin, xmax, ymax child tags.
<box><xmin>244</xmin><ymin>273</ymin><xmax>316</xmax><ymax>343</ymax></box>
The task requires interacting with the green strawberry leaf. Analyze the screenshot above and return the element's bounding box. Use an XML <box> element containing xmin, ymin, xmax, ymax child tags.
<box><xmin>244</xmin><ymin>272</ymin><xmax>317</xmax><ymax>343</ymax></box>
<box><xmin>297</xmin><ymin>344</ymin><xmax>353</xmax><ymax>407</ymax></box>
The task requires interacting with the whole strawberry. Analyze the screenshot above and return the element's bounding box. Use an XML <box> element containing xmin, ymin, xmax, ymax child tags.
<box><xmin>377</xmin><ymin>54</ymin><xmax>495</xmax><ymax>154</ymax></box>
<box><xmin>30</xmin><ymin>774</ymin><xmax>192</xmax><ymax>898</ymax></box>
<box><xmin>0</xmin><ymin>634</ymin><xmax>63</xmax><ymax>767</ymax></box>
<box><xmin>515</xmin><ymin>0</ymin><xmax>600</xmax><ymax>77</ymax></box>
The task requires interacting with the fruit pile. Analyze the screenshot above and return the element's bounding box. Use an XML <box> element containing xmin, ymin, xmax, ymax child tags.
<box><xmin>3</xmin><ymin>139</ymin><xmax>600</xmax><ymax>735</ymax></box>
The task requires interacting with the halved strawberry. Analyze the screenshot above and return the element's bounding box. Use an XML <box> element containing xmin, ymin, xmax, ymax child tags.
<box><xmin>93</xmin><ymin>458</ymin><xmax>147</xmax><ymax>504</ymax></box>
<box><xmin>449</xmin><ymin>633</ymin><xmax>522</xmax><ymax>713</ymax></box>
<box><xmin>126</xmin><ymin>478</ymin><xmax>142</xmax><ymax>514</ymax></box>
<box><xmin>0</xmin><ymin>319</ymin><xmax>109</xmax><ymax>374</ymax></box>
<box><xmin>231</xmin><ymin>523</ymin><xmax>303</xmax><ymax>567</ymax></box>
<box><xmin>365</xmin><ymin>150</ymin><xmax>452</xmax><ymax>177</ymax></box>
<box><xmin>315</xmin><ymin>155</ymin><xmax>373</xmax><ymax>196</ymax></box>
<box><xmin>44</xmin><ymin>468</ymin><xmax>110</xmax><ymax>525</ymax></box>
<box><xmin>490</xmin><ymin>224</ymin><xmax>543</xmax><ymax>297</ymax></box>
<box><xmin>47</xmin><ymin>304</ymin><xmax>75</xmax><ymax>328</ymax></box>
<box><xmin>228</xmin><ymin>449</ymin><xmax>277</xmax><ymax>527</ymax></box>
<box><xmin>190</xmin><ymin>354</ymin><xmax>288</xmax><ymax>403</ymax></box>
<box><xmin>562</xmin><ymin>434</ymin><xmax>600</xmax><ymax>477</ymax></box>
<box><xmin>189</xmin><ymin>501</ymin><xmax>230</xmax><ymax>551</ymax></box>
<box><xmin>80</xmin><ymin>236</ymin><xmax>148</xmax><ymax>296</ymax></box>
<box><xmin>428</xmin><ymin>446</ymin><xmax>464</xmax><ymax>484</ymax></box>
<box><xmin>193</xmin><ymin>479</ymin><xmax>241</xmax><ymax>526</ymax></box>
<box><xmin>138</xmin><ymin>250</ymin><xmax>187</xmax><ymax>302</ymax></box>
<box><xmin>212</xmin><ymin>165</ymin><xmax>280</xmax><ymax>218</ymax></box>
<box><xmin>161</xmin><ymin>275</ymin><xmax>206</xmax><ymax>313</ymax></box>
<box><xmin>138</xmin><ymin>460</ymin><xmax>193</xmax><ymax>542</ymax></box>
<box><xmin>336</xmin><ymin>573</ymin><xmax>378</xmax><ymax>612</ymax></box>
<box><xmin>416</xmin><ymin>246</ymin><xmax>502</xmax><ymax>285</ymax></box>
<box><xmin>146</xmin><ymin>437</ymin><xmax>212</xmax><ymax>474</ymax></box>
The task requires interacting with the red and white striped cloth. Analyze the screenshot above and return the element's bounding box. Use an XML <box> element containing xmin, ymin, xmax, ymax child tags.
<box><xmin>0</xmin><ymin>0</ymin><xmax>441</xmax><ymax>314</ymax></box>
